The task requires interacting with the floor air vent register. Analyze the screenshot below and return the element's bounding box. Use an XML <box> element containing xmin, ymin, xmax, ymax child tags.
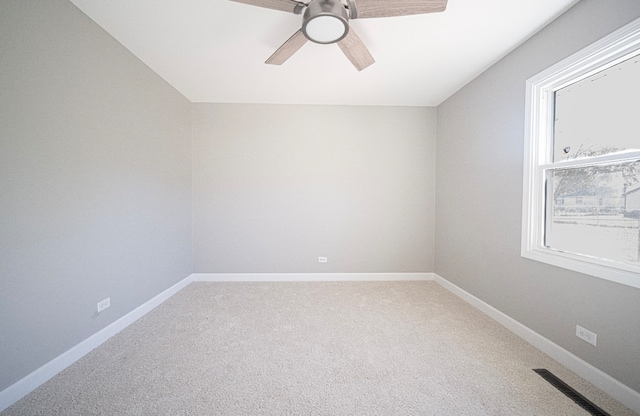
<box><xmin>533</xmin><ymin>369</ymin><xmax>611</xmax><ymax>416</ymax></box>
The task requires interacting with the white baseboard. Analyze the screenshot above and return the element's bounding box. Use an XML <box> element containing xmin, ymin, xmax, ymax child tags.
<box><xmin>0</xmin><ymin>274</ymin><xmax>194</xmax><ymax>413</ymax></box>
<box><xmin>433</xmin><ymin>273</ymin><xmax>640</xmax><ymax>414</ymax></box>
<box><xmin>192</xmin><ymin>272</ymin><xmax>434</xmax><ymax>282</ymax></box>
<box><xmin>8</xmin><ymin>272</ymin><xmax>635</xmax><ymax>414</ymax></box>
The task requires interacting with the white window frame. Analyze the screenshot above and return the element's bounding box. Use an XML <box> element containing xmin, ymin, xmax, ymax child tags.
<box><xmin>522</xmin><ymin>16</ymin><xmax>640</xmax><ymax>289</ymax></box>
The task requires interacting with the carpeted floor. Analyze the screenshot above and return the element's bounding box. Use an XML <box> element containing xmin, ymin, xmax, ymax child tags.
<box><xmin>2</xmin><ymin>281</ymin><xmax>637</xmax><ymax>415</ymax></box>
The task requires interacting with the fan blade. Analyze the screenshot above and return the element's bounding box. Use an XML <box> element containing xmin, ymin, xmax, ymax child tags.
<box><xmin>266</xmin><ymin>30</ymin><xmax>308</xmax><ymax>65</ymax></box>
<box><xmin>229</xmin><ymin>0</ymin><xmax>304</xmax><ymax>14</ymax></box>
<box><xmin>337</xmin><ymin>28</ymin><xmax>375</xmax><ymax>71</ymax></box>
<box><xmin>353</xmin><ymin>0</ymin><xmax>447</xmax><ymax>19</ymax></box>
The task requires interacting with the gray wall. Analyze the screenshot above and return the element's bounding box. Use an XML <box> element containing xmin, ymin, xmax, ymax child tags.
<box><xmin>193</xmin><ymin>104</ymin><xmax>436</xmax><ymax>273</ymax></box>
<box><xmin>435</xmin><ymin>0</ymin><xmax>640</xmax><ymax>392</ymax></box>
<box><xmin>0</xmin><ymin>1</ymin><xmax>193</xmax><ymax>391</ymax></box>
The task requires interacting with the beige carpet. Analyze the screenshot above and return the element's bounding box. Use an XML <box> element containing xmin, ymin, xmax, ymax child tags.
<box><xmin>3</xmin><ymin>281</ymin><xmax>636</xmax><ymax>415</ymax></box>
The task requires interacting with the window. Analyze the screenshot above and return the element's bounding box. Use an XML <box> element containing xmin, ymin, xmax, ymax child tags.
<box><xmin>522</xmin><ymin>17</ymin><xmax>640</xmax><ymax>289</ymax></box>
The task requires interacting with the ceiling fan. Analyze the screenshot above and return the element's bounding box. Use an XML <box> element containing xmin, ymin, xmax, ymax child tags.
<box><xmin>229</xmin><ymin>0</ymin><xmax>448</xmax><ymax>71</ymax></box>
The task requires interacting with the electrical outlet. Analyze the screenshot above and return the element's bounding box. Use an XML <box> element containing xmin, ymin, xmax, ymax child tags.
<box><xmin>97</xmin><ymin>297</ymin><xmax>111</xmax><ymax>313</ymax></box>
<box><xmin>318</xmin><ymin>257</ymin><xmax>328</xmax><ymax>263</ymax></box>
<box><xmin>576</xmin><ymin>325</ymin><xmax>597</xmax><ymax>346</ymax></box>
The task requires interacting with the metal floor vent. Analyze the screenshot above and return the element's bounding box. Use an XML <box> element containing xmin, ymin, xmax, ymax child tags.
<box><xmin>533</xmin><ymin>369</ymin><xmax>610</xmax><ymax>416</ymax></box>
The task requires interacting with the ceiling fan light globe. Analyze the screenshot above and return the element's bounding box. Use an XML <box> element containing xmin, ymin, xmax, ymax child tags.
<box><xmin>304</xmin><ymin>15</ymin><xmax>348</xmax><ymax>44</ymax></box>
<box><xmin>302</xmin><ymin>0</ymin><xmax>349</xmax><ymax>44</ymax></box>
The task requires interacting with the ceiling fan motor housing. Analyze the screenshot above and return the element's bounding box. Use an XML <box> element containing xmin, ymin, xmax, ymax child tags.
<box><xmin>302</xmin><ymin>0</ymin><xmax>349</xmax><ymax>44</ymax></box>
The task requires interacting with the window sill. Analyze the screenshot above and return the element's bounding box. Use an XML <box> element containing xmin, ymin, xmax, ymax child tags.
<box><xmin>522</xmin><ymin>247</ymin><xmax>640</xmax><ymax>289</ymax></box>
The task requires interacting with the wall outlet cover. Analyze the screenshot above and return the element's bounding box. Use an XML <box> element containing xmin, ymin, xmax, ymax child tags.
<box><xmin>576</xmin><ymin>325</ymin><xmax>597</xmax><ymax>346</ymax></box>
<box><xmin>97</xmin><ymin>297</ymin><xmax>111</xmax><ymax>313</ymax></box>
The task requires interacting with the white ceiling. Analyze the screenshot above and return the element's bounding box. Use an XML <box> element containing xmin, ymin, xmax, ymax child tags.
<box><xmin>69</xmin><ymin>0</ymin><xmax>580</xmax><ymax>106</ymax></box>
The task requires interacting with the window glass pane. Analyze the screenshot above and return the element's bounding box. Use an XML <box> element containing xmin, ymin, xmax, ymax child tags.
<box><xmin>545</xmin><ymin>160</ymin><xmax>640</xmax><ymax>265</ymax></box>
<box><xmin>553</xmin><ymin>53</ymin><xmax>640</xmax><ymax>162</ymax></box>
